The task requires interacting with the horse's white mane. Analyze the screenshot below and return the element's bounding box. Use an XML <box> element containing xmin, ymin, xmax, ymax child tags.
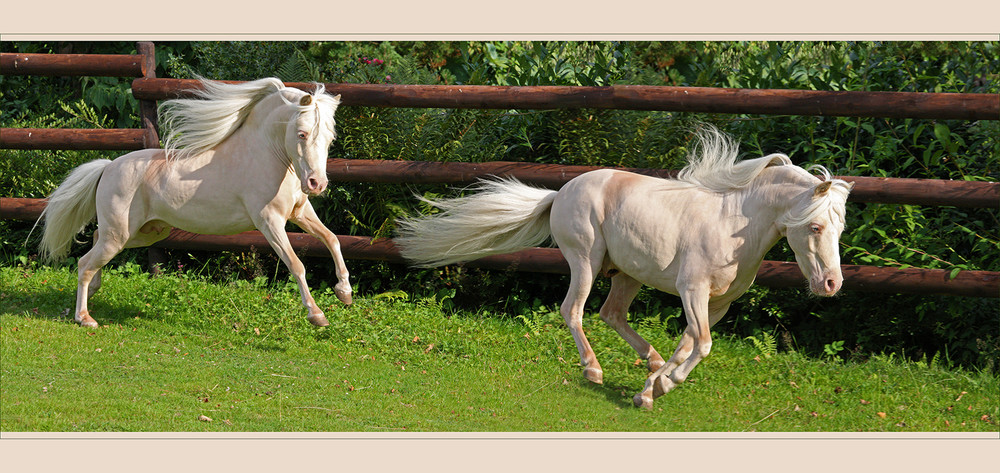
<box><xmin>158</xmin><ymin>77</ymin><xmax>339</xmax><ymax>161</ymax></box>
<box><xmin>676</xmin><ymin>125</ymin><xmax>792</xmax><ymax>191</ymax></box>
<box><xmin>677</xmin><ymin>124</ymin><xmax>852</xmax><ymax>227</ymax></box>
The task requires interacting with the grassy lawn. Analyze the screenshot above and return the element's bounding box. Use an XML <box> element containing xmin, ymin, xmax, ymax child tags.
<box><xmin>1</xmin><ymin>264</ymin><xmax>997</xmax><ymax>432</ymax></box>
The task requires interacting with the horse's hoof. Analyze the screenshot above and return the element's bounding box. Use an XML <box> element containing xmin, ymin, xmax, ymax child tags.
<box><xmin>583</xmin><ymin>367</ymin><xmax>604</xmax><ymax>385</ymax></box>
<box><xmin>633</xmin><ymin>392</ymin><xmax>653</xmax><ymax>409</ymax></box>
<box><xmin>76</xmin><ymin>313</ymin><xmax>99</xmax><ymax>328</ymax></box>
<box><xmin>335</xmin><ymin>290</ymin><xmax>353</xmax><ymax>306</ymax></box>
<box><xmin>307</xmin><ymin>314</ymin><xmax>330</xmax><ymax>327</ymax></box>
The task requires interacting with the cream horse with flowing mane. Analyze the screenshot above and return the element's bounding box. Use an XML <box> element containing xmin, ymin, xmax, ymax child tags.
<box><xmin>395</xmin><ymin>126</ymin><xmax>854</xmax><ymax>408</ymax></box>
<box><xmin>36</xmin><ymin>77</ymin><xmax>353</xmax><ymax>328</ymax></box>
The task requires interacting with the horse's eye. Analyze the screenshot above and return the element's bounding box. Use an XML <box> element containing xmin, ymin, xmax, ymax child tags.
<box><xmin>809</xmin><ymin>224</ymin><xmax>823</xmax><ymax>234</ymax></box>
<box><xmin>297</xmin><ymin>131</ymin><xmax>308</xmax><ymax>139</ymax></box>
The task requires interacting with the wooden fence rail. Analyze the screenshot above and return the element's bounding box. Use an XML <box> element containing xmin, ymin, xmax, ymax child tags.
<box><xmin>2</xmin><ymin>197</ymin><xmax>996</xmax><ymax>298</ymax></box>
<box><xmin>130</xmin><ymin>78</ymin><xmax>1000</xmax><ymax>121</ymax></box>
<box><xmin>321</xmin><ymin>158</ymin><xmax>1000</xmax><ymax>209</ymax></box>
<box><xmin>0</xmin><ymin>47</ymin><xmax>157</xmax><ymax>152</ymax></box>
<box><xmin>1</xmin><ymin>53</ymin><xmax>146</xmax><ymax>77</ymax></box>
<box><xmin>0</xmin><ymin>128</ymin><xmax>150</xmax><ymax>150</ymax></box>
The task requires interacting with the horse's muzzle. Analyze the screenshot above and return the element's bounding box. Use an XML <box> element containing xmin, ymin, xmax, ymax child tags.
<box><xmin>810</xmin><ymin>272</ymin><xmax>843</xmax><ymax>297</ymax></box>
<box><xmin>303</xmin><ymin>173</ymin><xmax>328</xmax><ymax>195</ymax></box>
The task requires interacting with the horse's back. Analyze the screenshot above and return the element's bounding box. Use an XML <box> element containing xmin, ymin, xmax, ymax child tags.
<box><xmin>552</xmin><ymin>169</ymin><xmax>737</xmax><ymax>294</ymax></box>
<box><xmin>96</xmin><ymin>147</ymin><xmax>167</xmax><ymax>186</ymax></box>
<box><xmin>553</xmin><ymin>169</ymin><xmax>712</xmax><ymax>225</ymax></box>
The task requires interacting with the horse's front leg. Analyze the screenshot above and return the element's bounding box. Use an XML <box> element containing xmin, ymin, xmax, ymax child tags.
<box><xmin>633</xmin><ymin>287</ymin><xmax>726</xmax><ymax>409</ymax></box>
<box><xmin>257</xmin><ymin>215</ymin><xmax>328</xmax><ymax>327</ymax></box>
<box><xmin>290</xmin><ymin>200</ymin><xmax>352</xmax><ymax>305</ymax></box>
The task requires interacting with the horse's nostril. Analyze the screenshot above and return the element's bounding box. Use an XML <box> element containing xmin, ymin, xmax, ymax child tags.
<box><xmin>308</xmin><ymin>177</ymin><xmax>320</xmax><ymax>190</ymax></box>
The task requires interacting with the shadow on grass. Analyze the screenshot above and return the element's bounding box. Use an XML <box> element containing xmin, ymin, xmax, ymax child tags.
<box><xmin>577</xmin><ymin>376</ymin><xmax>643</xmax><ymax>409</ymax></box>
<box><xmin>1</xmin><ymin>284</ymin><xmax>164</xmax><ymax>328</ymax></box>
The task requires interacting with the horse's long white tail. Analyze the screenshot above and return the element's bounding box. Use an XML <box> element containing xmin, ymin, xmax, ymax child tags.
<box><xmin>395</xmin><ymin>177</ymin><xmax>558</xmax><ymax>267</ymax></box>
<box><xmin>35</xmin><ymin>159</ymin><xmax>112</xmax><ymax>263</ymax></box>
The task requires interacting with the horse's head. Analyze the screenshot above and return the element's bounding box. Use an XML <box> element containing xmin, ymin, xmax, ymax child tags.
<box><xmin>779</xmin><ymin>170</ymin><xmax>854</xmax><ymax>296</ymax></box>
<box><xmin>284</xmin><ymin>88</ymin><xmax>341</xmax><ymax>196</ymax></box>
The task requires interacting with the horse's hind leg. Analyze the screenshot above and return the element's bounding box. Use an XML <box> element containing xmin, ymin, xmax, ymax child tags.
<box><xmin>86</xmin><ymin>231</ymin><xmax>103</xmax><ymax>296</ymax></box>
<box><xmin>562</xmin><ymin>261</ymin><xmax>603</xmax><ymax>384</ymax></box>
<box><xmin>290</xmin><ymin>201</ymin><xmax>352</xmax><ymax>305</ymax></box>
<box><xmin>557</xmin><ymin>244</ymin><xmax>606</xmax><ymax>384</ymax></box>
<box><xmin>74</xmin><ymin>229</ymin><xmax>127</xmax><ymax>327</ymax></box>
<box><xmin>599</xmin><ymin>273</ymin><xmax>665</xmax><ymax>373</ymax></box>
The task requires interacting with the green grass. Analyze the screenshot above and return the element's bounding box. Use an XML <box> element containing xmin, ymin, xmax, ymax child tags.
<box><xmin>1</xmin><ymin>264</ymin><xmax>997</xmax><ymax>432</ymax></box>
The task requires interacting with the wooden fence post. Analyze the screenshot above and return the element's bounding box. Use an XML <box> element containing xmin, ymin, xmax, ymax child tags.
<box><xmin>136</xmin><ymin>41</ymin><xmax>168</xmax><ymax>275</ymax></box>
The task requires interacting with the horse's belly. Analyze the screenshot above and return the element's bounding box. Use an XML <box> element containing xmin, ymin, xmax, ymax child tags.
<box><xmin>156</xmin><ymin>210</ymin><xmax>255</xmax><ymax>236</ymax></box>
<box><xmin>146</xmin><ymin>181</ymin><xmax>259</xmax><ymax>235</ymax></box>
<box><xmin>604</xmin><ymin>238</ymin><xmax>682</xmax><ymax>295</ymax></box>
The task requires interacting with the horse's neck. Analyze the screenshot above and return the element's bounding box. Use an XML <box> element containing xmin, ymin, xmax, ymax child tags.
<box><xmin>733</xmin><ymin>168</ymin><xmax>813</xmax><ymax>254</ymax></box>
<box><xmin>214</xmin><ymin>93</ymin><xmax>291</xmax><ymax>167</ymax></box>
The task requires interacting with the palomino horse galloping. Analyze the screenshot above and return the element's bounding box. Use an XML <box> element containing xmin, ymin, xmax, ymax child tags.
<box><xmin>395</xmin><ymin>126</ymin><xmax>854</xmax><ymax>408</ymax></box>
<box><xmin>36</xmin><ymin>77</ymin><xmax>353</xmax><ymax>328</ymax></box>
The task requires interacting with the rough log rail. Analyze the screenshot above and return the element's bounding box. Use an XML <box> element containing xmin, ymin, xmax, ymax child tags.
<box><xmin>0</xmin><ymin>128</ymin><xmax>150</xmax><ymax>150</ymax></box>
<box><xmin>131</xmin><ymin>78</ymin><xmax>1000</xmax><ymax>121</ymax></box>
<box><xmin>1</xmin><ymin>53</ymin><xmax>146</xmax><ymax>77</ymax></box>
<box><xmin>2</xmin><ymin>197</ymin><xmax>997</xmax><ymax>298</ymax></box>
<box><xmin>324</xmin><ymin>159</ymin><xmax>1000</xmax><ymax>209</ymax></box>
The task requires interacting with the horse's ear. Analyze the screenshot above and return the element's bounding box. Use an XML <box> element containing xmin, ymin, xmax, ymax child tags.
<box><xmin>332</xmin><ymin>94</ymin><xmax>342</xmax><ymax>104</ymax></box>
<box><xmin>814</xmin><ymin>180</ymin><xmax>833</xmax><ymax>196</ymax></box>
<box><xmin>299</xmin><ymin>95</ymin><xmax>313</xmax><ymax>106</ymax></box>
<box><xmin>847</xmin><ymin>181</ymin><xmax>856</xmax><ymax>191</ymax></box>
<box><xmin>765</xmin><ymin>155</ymin><xmax>787</xmax><ymax>167</ymax></box>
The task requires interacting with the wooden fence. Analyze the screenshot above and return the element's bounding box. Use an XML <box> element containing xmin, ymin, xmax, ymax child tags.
<box><xmin>2</xmin><ymin>42</ymin><xmax>998</xmax><ymax>298</ymax></box>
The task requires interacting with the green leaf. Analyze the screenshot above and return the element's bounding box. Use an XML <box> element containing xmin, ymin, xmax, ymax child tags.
<box><xmin>933</xmin><ymin>123</ymin><xmax>952</xmax><ymax>147</ymax></box>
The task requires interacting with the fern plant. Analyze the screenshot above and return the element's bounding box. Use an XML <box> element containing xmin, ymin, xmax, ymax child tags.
<box><xmin>746</xmin><ymin>332</ymin><xmax>778</xmax><ymax>359</ymax></box>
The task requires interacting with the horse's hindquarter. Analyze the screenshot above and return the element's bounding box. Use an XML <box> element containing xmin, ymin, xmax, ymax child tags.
<box><xmin>95</xmin><ymin>150</ymin><xmax>171</xmax><ymax>234</ymax></box>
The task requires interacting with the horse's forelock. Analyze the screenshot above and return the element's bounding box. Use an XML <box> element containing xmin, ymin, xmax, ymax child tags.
<box><xmin>275</xmin><ymin>85</ymin><xmax>339</xmax><ymax>137</ymax></box>
<box><xmin>779</xmin><ymin>176</ymin><xmax>852</xmax><ymax>228</ymax></box>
